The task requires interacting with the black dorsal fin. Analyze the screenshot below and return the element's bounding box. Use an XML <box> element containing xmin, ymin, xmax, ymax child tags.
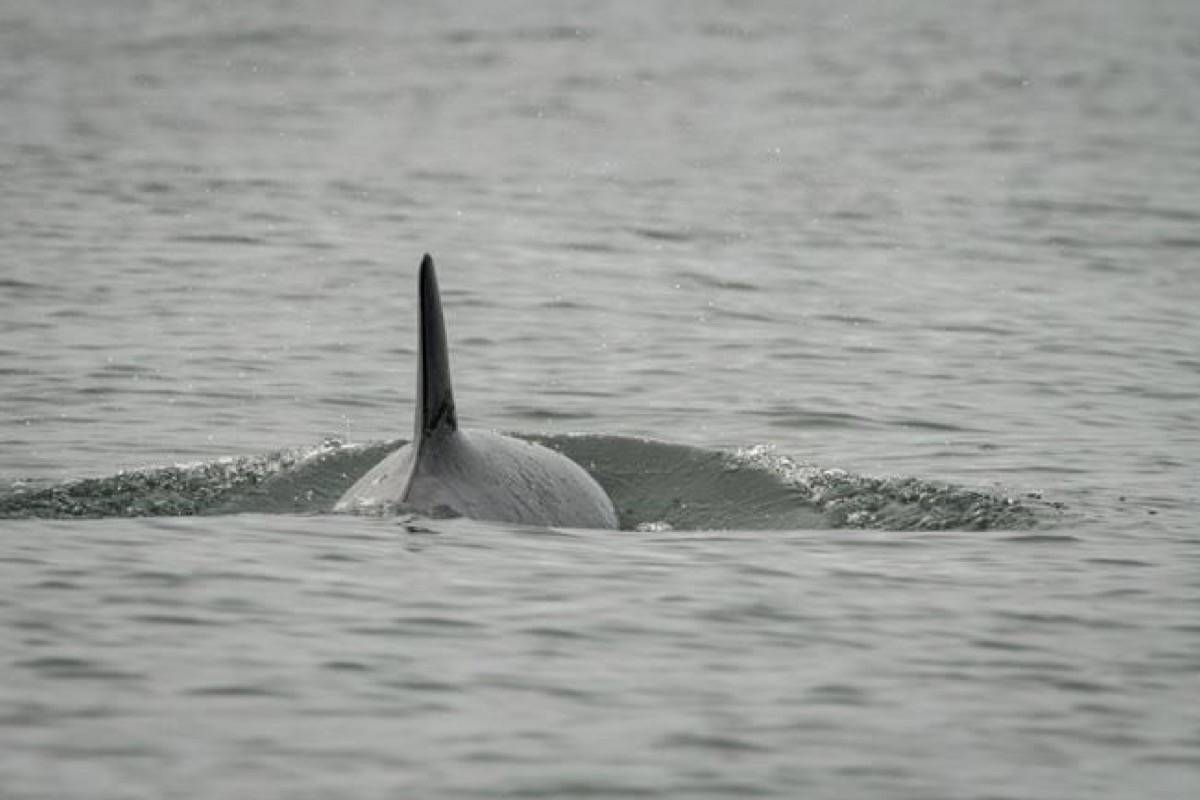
<box><xmin>414</xmin><ymin>254</ymin><xmax>457</xmax><ymax>442</ymax></box>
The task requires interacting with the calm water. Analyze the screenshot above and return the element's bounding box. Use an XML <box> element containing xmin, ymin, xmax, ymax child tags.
<box><xmin>2</xmin><ymin>1</ymin><xmax>1199</xmax><ymax>797</ymax></box>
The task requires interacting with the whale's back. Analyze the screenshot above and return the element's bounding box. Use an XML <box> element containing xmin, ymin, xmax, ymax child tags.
<box><xmin>336</xmin><ymin>428</ymin><xmax>618</xmax><ymax>528</ymax></box>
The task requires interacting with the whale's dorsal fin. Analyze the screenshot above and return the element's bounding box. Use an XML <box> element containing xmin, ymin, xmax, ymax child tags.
<box><xmin>334</xmin><ymin>251</ymin><xmax>618</xmax><ymax>528</ymax></box>
<box><xmin>414</xmin><ymin>254</ymin><xmax>457</xmax><ymax>443</ymax></box>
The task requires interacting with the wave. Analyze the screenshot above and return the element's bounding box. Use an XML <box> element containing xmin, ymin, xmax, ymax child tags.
<box><xmin>0</xmin><ymin>436</ymin><xmax>1052</xmax><ymax>531</ymax></box>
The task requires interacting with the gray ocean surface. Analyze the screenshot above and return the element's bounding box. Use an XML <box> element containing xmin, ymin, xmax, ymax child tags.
<box><xmin>2</xmin><ymin>1</ymin><xmax>1199</xmax><ymax>798</ymax></box>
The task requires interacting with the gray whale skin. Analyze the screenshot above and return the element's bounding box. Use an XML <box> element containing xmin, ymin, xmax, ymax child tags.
<box><xmin>334</xmin><ymin>255</ymin><xmax>619</xmax><ymax>530</ymax></box>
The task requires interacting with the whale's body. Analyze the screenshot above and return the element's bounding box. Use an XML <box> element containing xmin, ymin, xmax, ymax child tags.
<box><xmin>334</xmin><ymin>255</ymin><xmax>619</xmax><ymax>529</ymax></box>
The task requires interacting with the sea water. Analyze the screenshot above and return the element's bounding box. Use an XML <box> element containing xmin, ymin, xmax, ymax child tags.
<box><xmin>1</xmin><ymin>2</ymin><xmax>1198</xmax><ymax>797</ymax></box>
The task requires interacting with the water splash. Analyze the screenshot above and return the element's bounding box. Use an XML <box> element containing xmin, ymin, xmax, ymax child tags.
<box><xmin>0</xmin><ymin>436</ymin><xmax>1053</xmax><ymax>531</ymax></box>
<box><xmin>729</xmin><ymin>444</ymin><xmax>1046</xmax><ymax>531</ymax></box>
<box><xmin>0</xmin><ymin>438</ymin><xmax>392</xmax><ymax>520</ymax></box>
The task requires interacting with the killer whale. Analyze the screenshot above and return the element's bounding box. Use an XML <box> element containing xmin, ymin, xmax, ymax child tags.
<box><xmin>334</xmin><ymin>254</ymin><xmax>620</xmax><ymax>529</ymax></box>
